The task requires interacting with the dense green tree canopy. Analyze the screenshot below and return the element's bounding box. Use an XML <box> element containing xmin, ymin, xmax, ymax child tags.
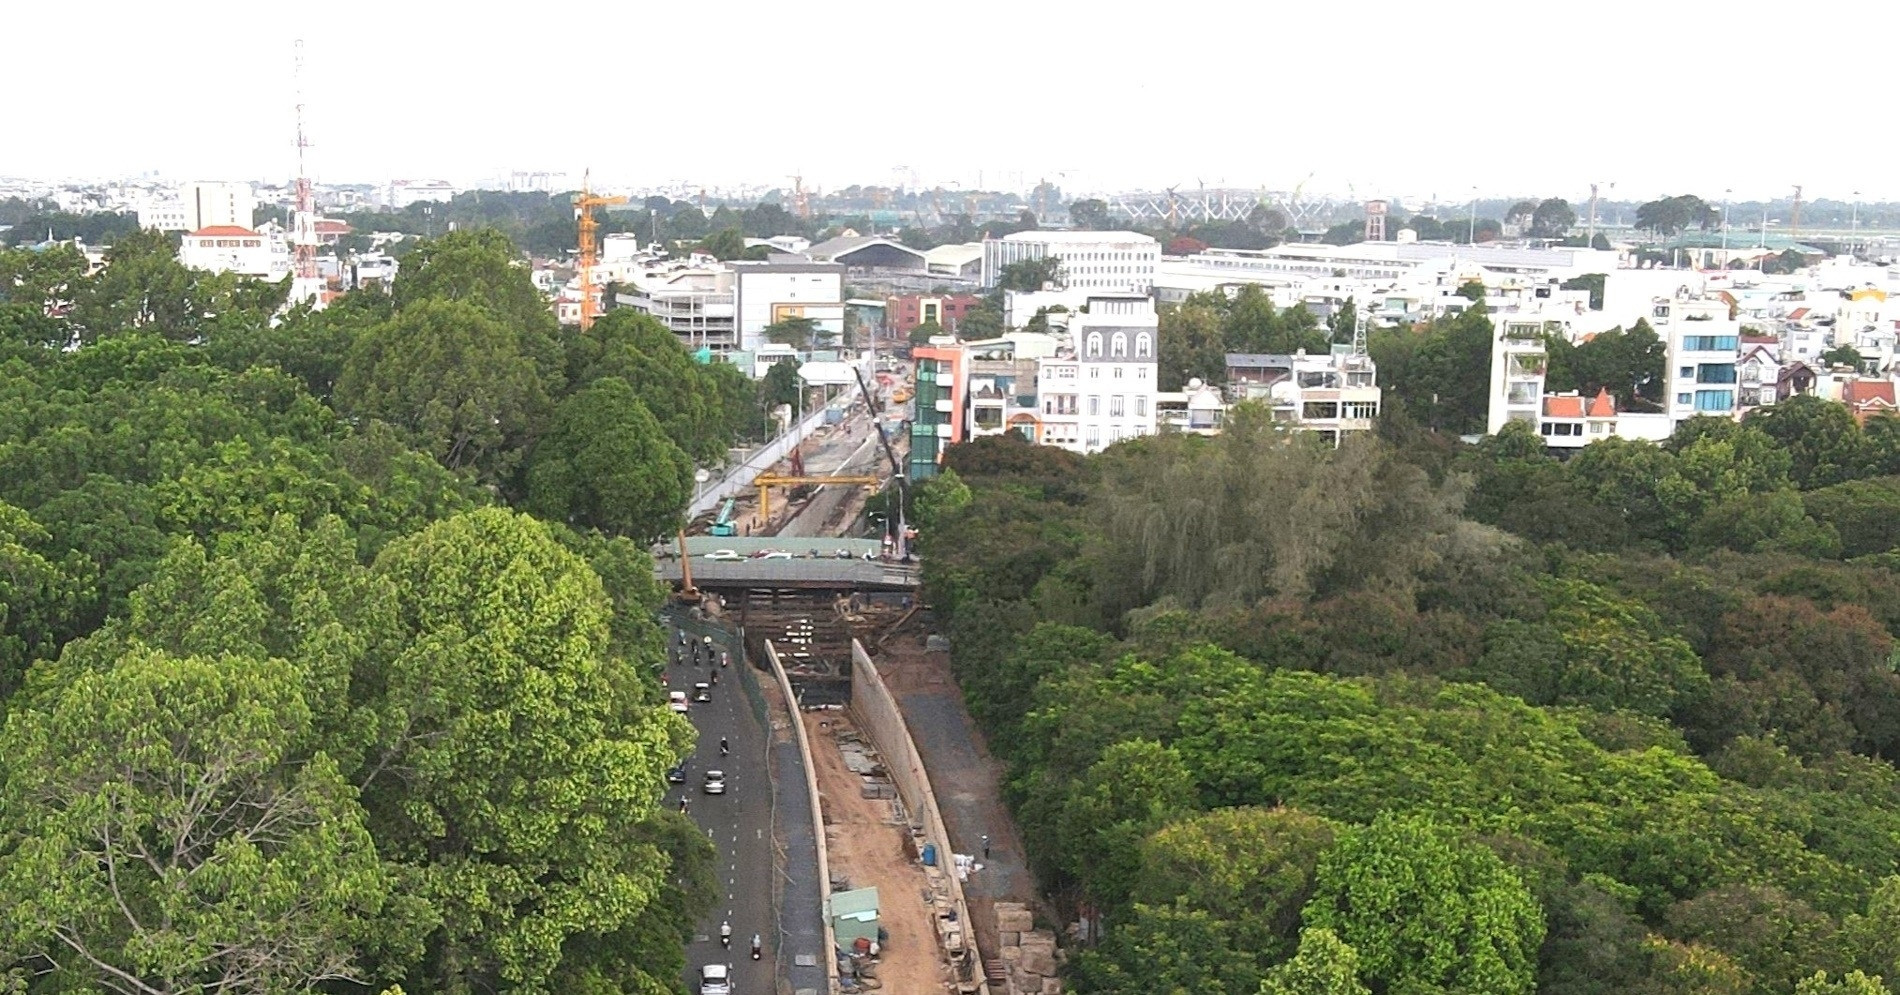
<box><xmin>526</xmin><ymin>378</ymin><xmax>693</xmax><ymax>539</ymax></box>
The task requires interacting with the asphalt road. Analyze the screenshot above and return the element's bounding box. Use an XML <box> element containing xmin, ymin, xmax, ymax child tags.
<box><xmin>667</xmin><ymin>615</ymin><xmax>778</xmax><ymax>995</ymax></box>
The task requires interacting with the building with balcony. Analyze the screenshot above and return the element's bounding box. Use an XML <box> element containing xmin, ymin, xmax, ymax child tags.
<box><xmin>1226</xmin><ymin>349</ymin><xmax>1381</xmax><ymax>445</ymax></box>
<box><xmin>613</xmin><ymin>261</ymin><xmax>740</xmax><ymax>353</ymax></box>
<box><xmin>1070</xmin><ymin>294</ymin><xmax>1160</xmax><ymax>452</ymax></box>
<box><xmin>966</xmin><ymin>353</ymin><xmax>1040</xmax><ymax>442</ymax></box>
<box><xmin>909</xmin><ymin>343</ymin><xmax>968</xmax><ymax>481</ymax></box>
<box><xmin>1156</xmin><ymin>380</ymin><xmax>1228</xmax><ymax>436</ymax></box>
<box><xmin>1486</xmin><ymin>316</ymin><xmax>1554</xmax><ymax>434</ymax></box>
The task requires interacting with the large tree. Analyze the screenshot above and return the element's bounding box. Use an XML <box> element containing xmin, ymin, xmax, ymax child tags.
<box><xmin>336</xmin><ymin>298</ymin><xmax>555</xmax><ymax>482</ymax></box>
<box><xmin>526</xmin><ymin>377</ymin><xmax>693</xmax><ymax>540</ymax></box>
<box><xmin>1303</xmin><ymin>814</ymin><xmax>1545</xmax><ymax>995</ymax></box>
<box><xmin>0</xmin><ymin>649</ymin><xmax>397</xmax><ymax>995</ymax></box>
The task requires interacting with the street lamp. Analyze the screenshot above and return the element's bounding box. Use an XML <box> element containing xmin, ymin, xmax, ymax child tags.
<box><xmin>1721</xmin><ymin>189</ymin><xmax>1731</xmax><ymax>268</ymax></box>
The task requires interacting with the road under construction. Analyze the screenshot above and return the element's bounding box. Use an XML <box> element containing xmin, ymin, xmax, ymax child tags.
<box><xmin>670</xmin><ymin>375</ymin><xmax>916</xmax><ymax>707</ymax></box>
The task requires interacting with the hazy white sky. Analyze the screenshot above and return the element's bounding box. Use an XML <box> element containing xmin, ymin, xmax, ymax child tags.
<box><xmin>11</xmin><ymin>0</ymin><xmax>1891</xmax><ymax>203</ymax></box>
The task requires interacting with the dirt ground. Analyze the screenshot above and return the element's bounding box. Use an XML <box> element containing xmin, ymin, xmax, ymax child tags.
<box><xmin>803</xmin><ymin>711</ymin><xmax>952</xmax><ymax>995</ymax></box>
<box><xmin>874</xmin><ymin>634</ymin><xmax>1042</xmax><ymax>972</ymax></box>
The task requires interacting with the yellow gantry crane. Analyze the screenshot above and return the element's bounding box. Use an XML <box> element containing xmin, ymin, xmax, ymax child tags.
<box><xmin>574</xmin><ymin>170</ymin><xmax>627</xmax><ymax>331</ymax></box>
<box><xmin>754</xmin><ymin>474</ymin><xmax>881</xmax><ymax>520</ymax></box>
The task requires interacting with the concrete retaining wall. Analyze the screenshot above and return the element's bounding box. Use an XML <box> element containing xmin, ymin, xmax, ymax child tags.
<box><xmin>765</xmin><ymin>640</ymin><xmax>840</xmax><ymax>993</ymax></box>
<box><xmin>846</xmin><ymin>639</ymin><xmax>990</xmax><ymax>995</ymax></box>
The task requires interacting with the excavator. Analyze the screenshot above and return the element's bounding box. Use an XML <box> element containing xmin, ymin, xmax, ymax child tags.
<box><xmin>854</xmin><ymin>366</ymin><xmax>912</xmax><ymax>559</ymax></box>
<box><xmin>708</xmin><ymin>497</ymin><xmax>738</xmax><ymax>537</ymax></box>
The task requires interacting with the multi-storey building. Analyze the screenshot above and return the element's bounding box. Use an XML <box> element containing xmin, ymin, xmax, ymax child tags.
<box><xmin>966</xmin><ymin>354</ymin><xmax>1040</xmax><ymax>442</ymax></box>
<box><xmin>731</xmin><ymin>256</ymin><xmax>846</xmax><ymax>355</ymax></box>
<box><xmin>909</xmin><ymin>343</ymin><xmax>968</xmax><ymax>481</ymax></box>
<box><xmin>139</xmin><ymin>181</ymin><xmax>257</xmax><ymax>232</ymax></box>
<box><xmin>614</xmin><ymin>261</ymin><xmax>739</xmax><ymax>353</ymax></box>
<box><xmin>1225</xmin><ymin>349</ymin><xmax>1381</xmax><ymax>445</ymax></box>
<box><xmin>885</xmin><ymin>293</ymin><xmax>985</xmax><ymax>337</ymax></box>
<box><xmin>1657</xmin><ymin>296</ymin><xmax>1741</xmax><ymax>423</ymax></box>
<box><xmin>177</xmin><ymin>225</ymin><xmax>288</xmax><ymax>280</ymax></box>
<box><xmin>1069</xmin><ymin>294</ymin><xmax>1160</xmax><ymax>452</ymax></box>
<box><xmin>981</xmin><ymin>230</ymin><xmax>1159</xmax><ymax>292</ymax></box>
<box><xmin>1486</xmin><ymin>315</ymin><xmax>1554</xmax><ymax>434</ymax></box>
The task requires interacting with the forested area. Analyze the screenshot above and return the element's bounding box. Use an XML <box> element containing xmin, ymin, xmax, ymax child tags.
<box><xmin>920</xmin><ymin>408</ymin><xmax>1900</xmax><ymax>995</ymax></box>
<box><xmin>0</xmin><ymin>230</ymin><xmax>760</xmax><ymax>993</ymax></box>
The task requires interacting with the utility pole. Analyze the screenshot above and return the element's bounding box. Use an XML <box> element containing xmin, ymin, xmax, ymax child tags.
<box><xmin>1790</xmin><ymin>185</ymin><xmax>1803</xmax><ymax>243</ymax></box>
<box><xmin>1586</xmin><ymin>183</ymin><xmax>1599</xmax><ymax>247</ymax></box>
<box><xmin>1467</xmin><ymin>187</ymin><xmax>1478</xmax><ymax>244</ymax></box>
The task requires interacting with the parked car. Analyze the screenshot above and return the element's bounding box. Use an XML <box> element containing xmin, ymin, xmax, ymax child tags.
<box><xmin>703</xmin><ymin>770</ymin><xmax>726</xmax><ymax>795</ymax></box>
<box><xmin>666</xmin><ymin>764</ymin><xmax>687</xmax><ymax>784</ymax></box>
<box><xmin>668</xmin><ymin>691</ymin><xmax>690</xmax><ymax>714</ymax></box>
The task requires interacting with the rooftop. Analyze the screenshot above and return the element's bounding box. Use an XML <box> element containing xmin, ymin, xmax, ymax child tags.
<box><xmin>189</xmin><ymin>225</ymin><xmax>259</xmax><ymax>237</ymax></box>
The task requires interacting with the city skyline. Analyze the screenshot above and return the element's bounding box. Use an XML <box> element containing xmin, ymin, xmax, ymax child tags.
<box><xmin>10</xmin><ymin>0</ymin><xmax>1894</xmax><ymax>203</ymax></box>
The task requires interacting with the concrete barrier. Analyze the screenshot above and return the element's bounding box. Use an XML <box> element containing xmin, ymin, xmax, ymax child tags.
<box><xmin>764</xmin><ymin>640</ymin><xmax>840</xmax><ymax>993</ymax></box>
<box><xmin>847</xmin><ymin>639</ymin><xmax>990</xmax><ymax>995</ymax></box>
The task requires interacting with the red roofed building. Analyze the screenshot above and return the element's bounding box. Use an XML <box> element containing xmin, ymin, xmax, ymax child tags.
<box><xmin>1843</xmin><ymin>380</ymin><xmax>1898</xmax><ymax>424</ymax></box>
<box><xmin>314</xmin><ymin>218</ymin><xmax>352</xmax><ymax>245</ymax></box>
<box><xmin>178</xmin><ymin>225</ymin><xmax>289</xmax><ymax>280</ymax></box>
<box><xmin>1540</xmin><ymin>388</ymin><xmax>1621</xmax><ymax>449</ymax></box>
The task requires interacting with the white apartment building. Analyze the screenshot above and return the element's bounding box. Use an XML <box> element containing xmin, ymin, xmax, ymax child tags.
<box><xmin>730</xmin><ymin>256</ymin><xmax>845</xmax><ymax>355</ymax></box>
<box><xmin>1067</xmin><ymin>294</ymin><xmax>1160</xmax><ymax>453</ymax></box>
<box><xmin>1225</xmin><ymin>349</ymin><xmax>1381</xmax><ymax>445</ymax></box>
<box><xmin>1486</xmin><ymin>315</ymin><xmax>1554</xmax><ymax>434</ymax></box>
<box><xmin>388</xmin><ymin>179</ymin><xmax>456</xmax><ymax>207</ymax></box>
<box><xmin>981</xmin><ymin>230</ymin><xmax>1159</xmax><ymax>292</ymax></box>
<box><xmin>177</xmin><ymin>225</ymin><xmax>289</xmax><ymax>280</ymax></box>
<box><xmin>1034</xmin><ymin>356</ymin><xmax>1082</xmax><ymax>451</ymax></box>
<box><xmin>1656</xmin><ymin>296</ymin><xmax>1742</xmax><ymax>423</ymax></box>
<box><xmin>138</xmin><ymin>181</ymin><xmax>256</xmax><ymax>232</ymax></box>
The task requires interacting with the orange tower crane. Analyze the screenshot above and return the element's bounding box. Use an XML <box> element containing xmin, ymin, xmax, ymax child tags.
<box><xmin>574</xmin><ymin>170</ymin><xmax>627</xmax><ymax>330</ymax></box>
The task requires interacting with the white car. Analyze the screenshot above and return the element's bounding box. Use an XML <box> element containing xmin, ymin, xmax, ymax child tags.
<box><xmin>758</xmin><ymin>550</ymin><xmax>794</xmax><ymax>560</ymax></box>
<box><xmin>704</xmin><ymin>549</ymin><xmax>743</xmax><ymax>561</ymax></box>
<box><xmin>668</xmin><ymin>691</ymin><xmax>690</xmax><ymax>714</ymax></box>
<box><xmin>703</xmin><ymin>770</ymin><xmax>726</xmax><ymax>795</ymax></box>
<box><xmin>701</xmin><ymin>963</ymin><xmax>731</xmax><ymax>995</ymax></box>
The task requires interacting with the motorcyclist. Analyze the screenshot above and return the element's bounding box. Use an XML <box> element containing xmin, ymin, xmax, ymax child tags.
<box><xmin>751</xmin><ymin>934</ymin><xmax>762</xmax><ymax>960</ymax></box>
<box><xmin>720</xmin><ymin>921</ymin><xmax>731</xmax><ymax>947</ymax></box>
<box><xmin>720</xmin><ymin>737</ymin><xmax>729</xmax><ymax>756</ymax></box>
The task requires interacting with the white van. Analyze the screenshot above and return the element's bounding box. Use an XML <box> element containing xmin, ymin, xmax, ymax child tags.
<box><xmin>700</xmin><ymin>963</ymin><xmax>731</xmax><ymax>995</ymax></box>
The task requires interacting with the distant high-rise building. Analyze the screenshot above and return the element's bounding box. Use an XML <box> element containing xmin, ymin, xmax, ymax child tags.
<box><xmin>138</xmin><ymin>181</ymin><xmax>256</xmax><ymax>232</ymax></box>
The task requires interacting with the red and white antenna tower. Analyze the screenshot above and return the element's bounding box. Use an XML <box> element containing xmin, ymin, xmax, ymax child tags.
<box><xmin>290</xmin><ymin>39</ymin><xmax>322</xmax><ymax>305</ymax></box>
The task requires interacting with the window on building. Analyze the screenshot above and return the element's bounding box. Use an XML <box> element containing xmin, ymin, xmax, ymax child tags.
<box><xmin>1679</xmin><ymin>366</ymin><xmax>1694</xmax><ymax>379</ymax></box>
<box><xmin>1088</xmin><ymin>395</ymin><xmax>1100</xmax><ymax>416</ymax></box>
<box><xmin>1110</xmin><ymin>395</ymin><xmax>1124</xmax><ymax>417</ymax></box>
<box><xmin>1676</xmin><ymin>392</ymin><xmax>1693</xmax><ymax>405</ymax></box>
<box><xmin>1087</xmin><ymin>333</ymin><xmax>1103</xmax><ymax>358</ymax></box>
<box><xmin>1111</xmin><ymin>333</ymin><xmax>1128</xmax><ymax>357</ymax></box>
<box><xmin>1086</xmin><ymin>427</ymin><xmax>1101</xmax><ymax>450</ymax></box>
<box><xmin>1114</xmin><ymin>366</ymin><xmax>1124</xmax><ymax>379</ymax></box>
<box><xmin>1135</xmin><ymin>397</ymin><xmax>1147</xmax><ymax>417</ymax></box>
<box><xmin>1090</xmin><ymin>367</ymin><xmax>1100</xmax><ymax>379</ymax></box>
<box><xmin>1136</xmin><ymin>333</ymin><xmax>1152</xmax><ymax>358</ymax></box>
